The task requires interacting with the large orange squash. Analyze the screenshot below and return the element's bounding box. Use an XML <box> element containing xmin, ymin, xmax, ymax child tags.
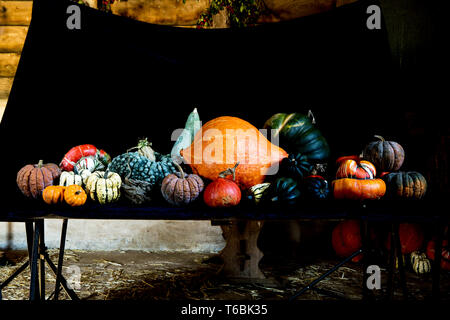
<box><xmin>332</xmin><ymin>178</ymin><xmax>386</xmax><ymax>200</ymax></box>
<box><xmin>180</xmin><ymin>116</ymin><xmax>288</xmax><ymax>189</ymax></box>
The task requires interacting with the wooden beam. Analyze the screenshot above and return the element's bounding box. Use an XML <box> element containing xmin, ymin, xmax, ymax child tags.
<box><xmin>259</xmin><ymin>0</ymin><xmax>359</xmax><ymax>22</ymax></box>
<box><xmin>0</xmin><ymin>98</ymin><xmax>6</xmax><ymax>122</ymax></box>
<box><xmin>0</xmin><ymin>53</ymin><xmax>20</xmax><ymax>77</ymax></box>
<box><xmin>0</xmin><ymin>76</ymin><xmax>13</xmax><ymax>99</ymax></box>
<box><xmin>110</xmin><ymin>0</ymin><xmax>210</xmax><ymax>26</ymax></box>
<box><xmin>0</xmin><ymin>1</ymin><xmax>32</xmax><ymax>26</ymax></box>
<box><xmin>0</xmin><ymin>26</ymin><xmax>28</xmax><ymax>53</ymax></box>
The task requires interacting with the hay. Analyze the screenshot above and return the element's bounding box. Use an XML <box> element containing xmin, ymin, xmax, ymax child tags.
<box><xmin>1</xmin><ymin>250</ymin><xmax>449</xmax><ymax>301</ymax></box>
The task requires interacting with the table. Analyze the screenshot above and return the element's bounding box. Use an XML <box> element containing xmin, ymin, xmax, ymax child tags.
<box><xmin>1</xmin><ymin>199</ymin><xmax>448</xmax><ymax>301</ymax></box>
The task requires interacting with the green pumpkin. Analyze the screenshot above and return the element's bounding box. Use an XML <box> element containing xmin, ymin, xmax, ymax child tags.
<box><xmin>263</xmin><ymin>112</ymin><xmax>330</xmax><ymax>162</ymax></box>
<box><xmin>108</xmin><ymin>151</ymin><xmax>177</xmax><ymax>188</ymax></box>
<box><xmin>280</xmin><ymin>153</ymin><xmax>312</xmax><ymax>180</ymax></box>
<box><xmin>265</xmin><ymin>177</ymin><xmax>301</xmax><ymax>205</ymax></box>
<box><xmin>382</xmin><ymin>171</ymin><xmax>427</xmax><ymax>199</ymax></box>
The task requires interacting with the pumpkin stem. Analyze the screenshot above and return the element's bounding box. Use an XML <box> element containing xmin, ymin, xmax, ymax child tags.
<box><xmin>37</xmin><ymin>160</ymin><xmax>43</xmax><ymax>168</ymax></box>
<box><xmin>219</xmin><ymin>162</ymin><xmax>239</xmax><ymax>181</ymax></box>
<box><xmin>103</xmin><ymin>171</ymin><xmax>109</xmax><ymax>179</ymax></box>
<box><xmin>374</xmin><ymin>135</ymin><xmax>385</xmax><ymax>142</ymax></box>
<box><xmin>127</xmin><ymin>138</ymin><xmax>150</xmax><ymax>153</ymax></box>
<box><xmin>126</xmin><ymin>146</ymin><xmax>138</xmax><ymax>153</ymax></box>
<box><xmin>75</xmin><ymin>190</ymin><xmax>82</xmax><ymax>195</ymax></box>
<box><xmin>124</xmin><ymin>157</ymin><xmax>132</xmax><ymax>180</ymax></box>
<box><xmin>307</xmin><ymin>110</ymin><xmax>316</xmax><ymax>124</ymax></box>
<box><xmin>174</xmin><ymin>162</ymin><xmax>185</xmax><ymax>179</ymax></box>
<box><xmin>137</xmin><ymin>137</ymin><xmax>152</xmax><ymax>148</ymax></box>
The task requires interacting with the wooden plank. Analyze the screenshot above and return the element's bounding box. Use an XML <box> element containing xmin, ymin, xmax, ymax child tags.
<box><xmin>0</xmin><ymin>76</ymin><xmax>13</xmax><ymax>99</ymax></box>
<box><xmin>111</xmin><ymin>0</ymin><xmax>210</xmax><ymax>25</ymax></box>
<box><xmin>260</xmin><ymin>0</ymin><xmax>359</xmax><ymax>22</ymax></box>
<box><xmin>0</xmin><ymin>53</ymin><xmax>20</xmax><ymax>76</ymax></box>
<box><xmin>110</xmin><ymin>0</ymin><xmax>359</xmax><ymax>25</ymax></box>
<box><xmin>0</xmin><ymin>1</ymin><xmax>32</xmax><ymax>26</ymax></box>
<box><xmin>0</xmin><ymin>26</ymin><xmax>28</xmax><ymax>52</ymax></box>
<box><xmin>0</xmin><ymin>98</ymin><xmax>6</xmax><ymax>122</ymax></box>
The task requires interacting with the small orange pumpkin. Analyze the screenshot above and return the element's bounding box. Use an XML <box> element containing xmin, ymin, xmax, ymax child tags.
<box><xmin>64</xmin><ymin>185</ymin><xmax>87</xmax><ymax>207</ymax></box>
<box><xmin>181</xmin><ymin>116</ymin><xmax>288</xmax><ymax>190</ymax></box>
<box><xmin>42</xmin><ymin>186</ymin><xmax>66</xmax><ymax>205</ymax></box>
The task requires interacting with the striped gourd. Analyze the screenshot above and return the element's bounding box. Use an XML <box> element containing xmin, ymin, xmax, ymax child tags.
<box><xmin>85</xmin><ymin>171</ymin><xmax>122</xmax><ymax>205</ymax></box>
<box><xmin>59</xmin><ymin>171</ymin><xmax>83</xmax><ymax>187</ymax></box>
<box><xmin>410</xmin><ymin>251</ymin><xmax>431</xmax><ymax>275</ymax></box>
<box><xmin>247</xmin><ymin>183</ymin><xmax>271</xmax><ymax>204</ymax></box>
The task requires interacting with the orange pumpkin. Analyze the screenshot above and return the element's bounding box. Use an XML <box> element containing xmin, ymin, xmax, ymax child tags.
<box><xmin>332</xmin><ymin>220</ymin><xmax>363</xmax><ymax>262</ymax></box>
<box><xmin>42</xmin><ymin>186</ymin><xmax>66</xmax><ymax>205</ymax></box>
<box><xmin>64</xmin><ymin>185</ymin><xmax>87</xmax><ymax>207</ymax></box>
<box><xmin>336</xmin><ymin>158</ymin><xmax>376</xmax><ymax>180</ymax></box>
<box><xmin>332</xmin><ymin>178</ymin><xmax>386</xmax><ymax>199</ymax></box>
<box><xmin>180</xmin><ymin>116</ymin><xmax>288</xmax><ymax>190</ymax></box>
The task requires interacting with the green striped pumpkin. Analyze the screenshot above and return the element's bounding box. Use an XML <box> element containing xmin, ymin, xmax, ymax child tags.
<box><xmin>247</xmin><ymin>183</ymin><xmax>271</xmax><ymax>204</ymax></box>
<box><xmin>410</xmin><ymin>251</ymin><xmax>431</xmax><ymax>275</ymax></box>
<box><xmin>263</xmin><ymin>112</ymin><xmax>330</xmax><ymax>162</ymax></box>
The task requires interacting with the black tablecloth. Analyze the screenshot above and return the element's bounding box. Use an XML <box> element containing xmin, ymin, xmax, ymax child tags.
<box><xmin>1</xmin><ymin>199</ymin><xmax>447</xmax><ymax>223</ymax></box>
<box><xmin>1</xmin><ymin>0</ymin><xmax>446</xmax><ymax>216</ymax></box>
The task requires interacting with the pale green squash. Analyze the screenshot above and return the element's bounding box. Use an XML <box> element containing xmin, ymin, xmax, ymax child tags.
<box><xmin>171</xmin><ymin>108</ymin><xmax>201</xmax><ymax>164</ymax></box>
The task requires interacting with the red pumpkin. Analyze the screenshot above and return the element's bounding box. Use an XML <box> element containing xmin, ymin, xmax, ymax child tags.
<box><xmin>332</xmin><ymin>220</ymin><xmax>363</xmax><ymax>262</ymax></box>
<box><xmin>426</xmin><ymin>239</ymin><xmax>450</xmax><ymax>271</ymax></box>
<box><xmin>60</xmin><ymin>144</ymin><xmax>111</xmax><ymax>171</ymax></box>
<box><xmin>203</xmin><ymin>163</ymin><xmax>242</xmax><ymax>208</ymax></box>
<box><xmin>385</xmin><ymin>223</ymin><xmax>424</xmax><ymax>254</ymax></box>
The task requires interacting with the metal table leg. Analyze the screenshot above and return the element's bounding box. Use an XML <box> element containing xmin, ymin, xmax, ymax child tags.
<box><xmin>432</xmin><ymin>220</ymin><xmax>444</xmax><ymax>300</ymax></box>
<box><xmin>360</xmin><ymin>218</ymin><xmax>373</xmax><ymax>300</ymax></box>
<box><xmin>0</xmin><ymin>222</ymin><xmax>35</xmax><ymax>300</ymax></box>
<box><xmin>44</xmin><ymin>252</ymin><xmax>80</xmax><ymax>301</ymax></box>
<box><xmin>54</xmin><ymin>219</ymin><xmax>69</xmax><ymax>300</ymax></box>
<box><xmin>0</xmin><ymin>261</ymin><xmax>29</xmax><ymax>292</ymax></box>
<box><xmin>386</xmin><ymin>222</ymin><xmax>408</xmax><ymax>301</ymax></box>
<box><xmin>393</xmin><ymin>222</ymin><xmax>408</xmax><ymax>300</ymax></box>
<box><xmin>38</xmin><ymin>220</ymin><xmax>46</xmax><ymax>300</ymax></box>
<box><xmin>289</xmin><ymin>248</ymin><xmax>363</xmax><ymax>301</ymax></box>
<box><xmin>386</xmin><ymin>224</ymin><xmax>395</xmax><ymax>301</ymax></box>
<box><xmin>0</xmin><ymin>220</ymin><xmax>78</xmax><ymax>301</ymax></box>
<box><xmin>29</xmin><ymin>222</ymin><xmax>40</xmax><ymax>301</ymax></box>
<box><xmin>25</xmin><ymin>222</ymin><xmax>34</xmax><ymax>263</ymax></box>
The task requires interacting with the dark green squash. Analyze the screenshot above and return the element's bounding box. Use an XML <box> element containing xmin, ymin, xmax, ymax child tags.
<box><xmin>265</xmin><ymin>177</ymin><xmax>301</xmax><ymax>205</ymax></box>
<box><xmin>280</xmin><ymin>153</ymin><xmax>313</xmax><ymax>180</ymax></box>
<box><xmin>263</xmin><ymin>112</ymin><xmax>330</xmax><ymax>162</ymax></box>
<box><xmin>303</xmin><ymin>175</ymin><xmax>329</xmax><ymax>199</ymax></box>
<box><xmin>382</xmin><ymin>171</ymin><xmax>427</xmax><ymax>199</ymax></box>
<box><xmin>362</xmin><ymin>135</ymin><xmax>405</xmax><ymax>172</ymax></box>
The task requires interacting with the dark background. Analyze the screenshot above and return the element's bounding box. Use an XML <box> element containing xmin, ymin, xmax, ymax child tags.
<box><xmin>0</xmin><ymin>0</ymin><xmax>447</xmax><ymax>207</ymax></box>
